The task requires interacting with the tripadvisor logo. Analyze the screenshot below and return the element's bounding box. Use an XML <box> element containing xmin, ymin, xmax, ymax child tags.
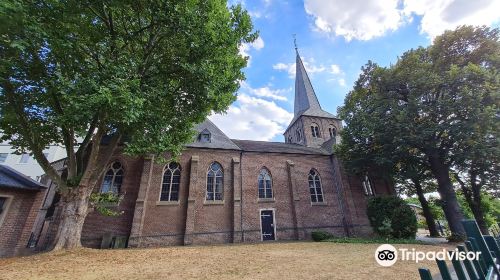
<box><xmin>375</xmin><ymin>244</ymin><xmax>398</xmax><ymax>267</ymax></box>
<box><xmin>375</xmin><ymin>244</ymin><xmax>481</xmax><ymax>267</ymax></box>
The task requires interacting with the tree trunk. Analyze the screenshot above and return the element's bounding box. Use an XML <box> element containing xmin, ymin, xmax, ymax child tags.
<box><xmin>469</xmin><ymin>173</ymin><xmax>489</xmax><ymax>235</ymax></box>
<box><xmin>455</xmin><ymin>172</ymin><xmax>489</xmax><ymax>235</ymax></box>
<box><xmin>427</xmin><ymin>153</ymin><xmax>465</xmax><ymax>239</ymax></box>
<box><xmin>52</xmin><ymin>186</ymin><xmax>92</xmax><ymax>250</ymax></box>
<box><xmin>412</xmin><ymin>178</ymin><xmax>439</xmax><ymax>237</ymax></box>
<box><xmin>468</xmin><ymin>192</ymin><xmax>489</xmax><ymax>235</ymax></box>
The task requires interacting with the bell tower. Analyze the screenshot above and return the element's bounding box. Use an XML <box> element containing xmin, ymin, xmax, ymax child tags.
<box><xmin>283</xmin><ymin>49</ymin><xmax>342</xmax><ymax>149</ymax></box>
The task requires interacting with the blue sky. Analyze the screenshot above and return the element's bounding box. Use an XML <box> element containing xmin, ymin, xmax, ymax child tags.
<box><xmin>210</xmin><ymin>0</ymin><xmax>500</xmax><ymax>142</ymax></box>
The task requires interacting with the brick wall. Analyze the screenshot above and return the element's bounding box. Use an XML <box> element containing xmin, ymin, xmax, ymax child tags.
<box><xmin>0</xmin><ymin>188</ymin><xmax>46</xmax><ymax>257</ymax></box>
<box><xmin>80</xmin><ymin>152</ymin><xmax>143</xmax><ymax>248</ymax></box>
<box><xmin>75</xmin><ymin>147</ymin><xmax>393</xmax><ymax>248</ymax></box>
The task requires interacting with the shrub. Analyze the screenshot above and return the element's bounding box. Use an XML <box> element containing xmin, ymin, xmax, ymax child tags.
<box><xmin>391</xmin><ymin>204</ymin><xmax>418</xmax><ymax>239</ymax></box>
<box><xmin>367</xmin><ymin>196</ymin><xmax>418</xmax><ymax>239</ymax></box>
<box><xmin>311</xmin><ymin>230</ymin><xmax>334</xmax><ymax>242</ymax></box>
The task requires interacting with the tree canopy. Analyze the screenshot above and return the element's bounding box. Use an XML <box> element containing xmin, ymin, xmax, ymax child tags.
<box><xmin>336</xmin><ymin>25</ymin><xmax>499</xmax><ymax>238</ymax></box>
<box><xmin>0</xmin><ymin>0</ymin><xmax>256</xmax><ymax>249</ymax></box>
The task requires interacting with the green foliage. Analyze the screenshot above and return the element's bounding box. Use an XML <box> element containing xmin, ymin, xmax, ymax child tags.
<box><xmin>391</xmin><ymin>204</ymin><xmax>419</xmax><ymax>238</ymax></box>
<box><xmin>377</xmin><ymin>218</ymin><xmax>393</xmax><ymax>237</ymax></box>
<box><xmin>311</xmin><ymin>230</ymin><xmax>334</xmax><ymax>242</ymax></box>
<box><xmin>336</xmin><ymin>25</ymin><xmax>499</xmax><ymax>236</ymax></box>
<box><xmin>323</xmin><ymin>237</ymin><xmax>425</xmax><ymax>244</ymax></box>
<box><xmin>89</xmin><ymin>193</ymin><xmax>123</xmax><ymax>217</ymax></box>
<box><xmin>367</xmin><ymin>196</ymin><xmax>418</xmax><ymax>239</ymax></box>
<box><xmin>429</xmin><ymin>193</ymin><xmax>499</xmax><ymax>228</ymax></box>
<box><xmin>427</xmin><ymin>197</ymin><xmax>446</xmax><ymax>221</ymax></box>
<box><xmin>417</xmin><ymin>219</ymin><xmax>427</xmax><ymax>229</ymax></box>
<box><xmin>0</xmin><ymin>0</ymin><xmax>257</xmax><ymax>186</ymax></box>
<box><xmin>0</xmin><ymin>1</ymin><xmax>257</xmax><ymax>246</ymax></box>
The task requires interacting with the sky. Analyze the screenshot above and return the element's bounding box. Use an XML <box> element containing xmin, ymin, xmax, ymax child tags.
<box><xmin>210</xmin><ymin>0</ymin><xmax>500</xmax><ymax>142</ymax></box>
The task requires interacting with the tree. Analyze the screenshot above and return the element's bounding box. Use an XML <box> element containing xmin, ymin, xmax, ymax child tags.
<box><xmin>434</xmin><ymin>26</ymin><xmax>500</xmax><ymax>235</ymax></box>
<box><xmin>0</xmin><ymin>0</ymin><xmax>256</xmax><ymax>250</ymax></box>
<box><xmin>451</xmin><ymin>112</ymin><xmax>499</xmax><ymax>234</ymax></box>
<box><xmin>337</xmin><ymin>26</ymin><xmax>499</xmax><ymax>240</ymax></box>
<box><xmin>397</xmin><ymin>167</ymin><xmax>440</xmax><ymax>237</ymax></box>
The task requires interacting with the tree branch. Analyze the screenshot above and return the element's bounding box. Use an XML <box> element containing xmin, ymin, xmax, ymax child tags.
<box><xmin>2</xmin><ymin>79</ymin><xmax>68</xmax><ymax>190</ymax></box>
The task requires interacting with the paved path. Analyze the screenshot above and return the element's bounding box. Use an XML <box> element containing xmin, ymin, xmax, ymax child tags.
<box><xmin>416</xmin><ymin>229</ymin><xmax>448</xmax><ymax>245</ymax></box>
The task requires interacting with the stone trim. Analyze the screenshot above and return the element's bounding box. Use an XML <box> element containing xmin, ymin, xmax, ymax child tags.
<box><xmin>184</xmin><ymin>155</ymin><xmax>199</xmax><ymax>245</ymax></box>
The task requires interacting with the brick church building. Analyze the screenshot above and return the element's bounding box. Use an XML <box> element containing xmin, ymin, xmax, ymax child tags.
<box><xmin>36</xmin><ymin>51</ymin><xmax>393</xmax><ymax>249</ymax></box>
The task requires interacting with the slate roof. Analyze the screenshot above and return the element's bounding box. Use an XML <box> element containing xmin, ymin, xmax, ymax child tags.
<box><xmin>286</xmin><ymin>51</ymin><xmax>339</xmax><ymax>131</ymax></box>
<box><xmin>231</xmin><ymin>139</ymin><xmax>330</xmax><ymax>155</ymax></box>
<box><xmin>0</xmin><ymin>165</ymin><xmax>46</xmax><ymax>191</ymax></box>
<box><xmin>186</xmin><ymin>119</ymin><xmax>241</xmax><ymax>150</ymax></box>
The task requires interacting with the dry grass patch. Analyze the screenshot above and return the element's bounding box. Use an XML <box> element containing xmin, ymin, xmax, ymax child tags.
<box><xmin>0</xmin><ymin>242</ymin><xmax>451</xmax><ymax>280</ymax></box>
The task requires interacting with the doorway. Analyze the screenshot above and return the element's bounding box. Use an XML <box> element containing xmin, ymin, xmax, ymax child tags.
<box><xmin>260</xmin><ymin>209</ymin><xmax>276</xmax><ymax>241</ymax></box>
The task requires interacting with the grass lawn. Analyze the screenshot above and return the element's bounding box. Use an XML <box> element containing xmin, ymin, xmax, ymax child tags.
<box><xmin>0</xmin><ymin>242</ymin><xmax>451</xmax><ymax>280</ymax></box>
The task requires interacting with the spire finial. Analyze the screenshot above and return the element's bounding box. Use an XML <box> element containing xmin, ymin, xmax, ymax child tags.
<box><xmin>293</xmin><ymin>34</ymin><xmax>298</xmax><ymax>53</ymax></box>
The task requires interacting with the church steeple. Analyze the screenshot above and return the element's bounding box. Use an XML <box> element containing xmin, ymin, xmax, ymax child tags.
<box><xmin>294</xmin><ymin>51</ymin><xmax>322</xmax><ymax>116</ymax></box>
<box><xmin>284</xmin><ymin>47</ymin><xmax>341</xmax><ymax>149</ymax></box>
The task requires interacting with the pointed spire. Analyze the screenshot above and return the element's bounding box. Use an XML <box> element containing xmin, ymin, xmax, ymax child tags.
<box><xmin>294</xmin><ymin>49</ymin><xmax>322</xmax><ymax>116</ymax></box>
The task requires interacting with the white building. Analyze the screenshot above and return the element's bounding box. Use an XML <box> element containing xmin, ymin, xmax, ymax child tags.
<box><xmin>0</xmin><ymin>139</ymin><xmax>67</xmax><ymax>181</ymax></box>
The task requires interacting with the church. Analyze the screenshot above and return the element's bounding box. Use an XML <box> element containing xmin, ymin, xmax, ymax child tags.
<box><xmin>37</xmin><ymin>51</ymin><xmax>394</xmax><ymax>249</ymax></box>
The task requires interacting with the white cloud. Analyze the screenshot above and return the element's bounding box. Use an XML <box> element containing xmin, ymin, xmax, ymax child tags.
<box><xmin>403</xmin><ymin>0</ymin><xmax>500</xmax><ymax>38</ymax></box>
<box><xmin>273</xmin><ymin>57</ymin><xmax>326</xmax><ymax>78</ymax></box>
<box><xmin>209</xmin><ymin>94</ymin><xmax>293</xmax><ymax>141</ymax></box>
<box><xmin>304</xmin><ymin>0</ymin><xmax>500</xmax><ymax>40</ymax></box>
<box><xmin>240</xmin><ymin>81</ymin><xmax>290</xmax><ymax>101</ymax></box>
<box><xmin>330</xmin><ymin>64</ymin><xmax>341</xmax><ymax>74</ymax></box>
<box><xmin>239</xmin><ymin>36</ymin><xmax>265</xmax><ymax>65</ymax></box>
<box><xmin>338</xmin><ymin>78</ymin><xmax>346</xmax><ymax>87</ymax></box>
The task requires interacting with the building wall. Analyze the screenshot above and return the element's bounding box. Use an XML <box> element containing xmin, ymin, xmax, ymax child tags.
<box><xmin>38</xmin><ymin>146</ymin><xmax>392</xmax><ymax>249</ymax></box>
<box><xmin>128</xmin><ymin>148</ymin><xmax>240</xmax><ymax>247</ymax></box>
<box><xmin>0</xmin><ymin>188</ymin><xmax>46</xmax><ymax>257</ymax></box>
<box><xmin>80</xmin><ymin>152</ymin><xmax>143</xmax><ymax>248</ymax></box>
<box><xmin>80</xmin><ymin>147</ymin><xmax>391</xmax><ymax>248</ymax></box>
<box><xmin>0</xmin><ymin>142</ymin><xmax>67</xmax><ymax>180</ymax></box>
<box><xmin>239</xmin><ymin>152</ymin><xmax>350</xmax><ymax>242</ymax></box>
<box><xmin>284</xmin><ymin>116</ymin><xmax>342</xmax><ymax>148</ymax></box>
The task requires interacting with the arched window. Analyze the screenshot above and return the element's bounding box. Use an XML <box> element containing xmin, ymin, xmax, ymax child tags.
<box><xmin>100</xmin><ymin>161</ymin><xmax>124</xmax><ymax>194</ymax></box>
<box><xmin>206</xmin><ymin>162</ymin><xmax>223</xmax><ymax>201</ymax></box>
<box><xmin>362</xmin><ymin>174</ymin><xmax>375</xmax><ymax>196</ymax></box>
<box><xmin>258</xmin><ymin>168</ymin><xmax>273</xmax><ymax>199</ymax></box>
<box><xmin>160</xmin><ymin>162</ymin><xmax>181</xmax><ymax>201</ymax></box>
<box><xmin>308</xmin><ymin>169</ymin><xmax>324</xmax><ymax>203</ymax></box>
<box><xmin>311</xmin><ymin>123</ymin><xmax>320</xmax><ymax>138</ymax></box>
<box><xmin>328</xmin><ymin>125</ymin><xmax>336</xmax><ymax>139</ymax></box>
<box><xmin>296</xmin><ymin>129</ymin><xmax>302</xmax><ymax>142</ymax></box>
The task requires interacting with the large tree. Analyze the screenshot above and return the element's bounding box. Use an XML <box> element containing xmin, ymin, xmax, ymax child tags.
<box><xmin>0</xmin><ymin>0</ymin><xmax>256</xmax><ymax>250</ymax></box>
<box><xmin>337</xmin><ymin>26</ymin><xmax>499</xmax><ymax>240</ymax></box>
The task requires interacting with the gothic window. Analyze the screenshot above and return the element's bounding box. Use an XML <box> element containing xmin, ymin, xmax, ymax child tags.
<box><xmin>308</xmin><ymin>169</ymin><xmax>324</xmax><ymax>203</ymax></box>
<box><xmin>362</xmin><ymin>174</ymin><xmax>375</xmax><ymax>196</ymax></box>
<box><xmin>328</xmin><ymin>125</ymin><xmax>336</xmax><ymax>139</ymax></box>
<box><xmin>160</xmin><ymin>162</ymin><xmax>181</xmax><ymax>201</ymax></box>
<box><xmin>100</xmin><ymin>161</ymin><xmax>124</xmax><ymax>194</ymax></box>
<box><xmin>258</xmin><ymin>168</ymin><xmax>273</xmax><ymax>199</ymax></box>
<box><xmin>206</xmin><ymin>162</ymin><xmax>223</xmax><ymax>201</ymax></box>
<box><xmin>311</xmin><ymin>123</ymin><xmax>320</xmax><ymax>138</ymax></box>
<box><xmin>288</xmin><ymin>136</ymin><xmax>292</xmax><ymax>143</ymax></box>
